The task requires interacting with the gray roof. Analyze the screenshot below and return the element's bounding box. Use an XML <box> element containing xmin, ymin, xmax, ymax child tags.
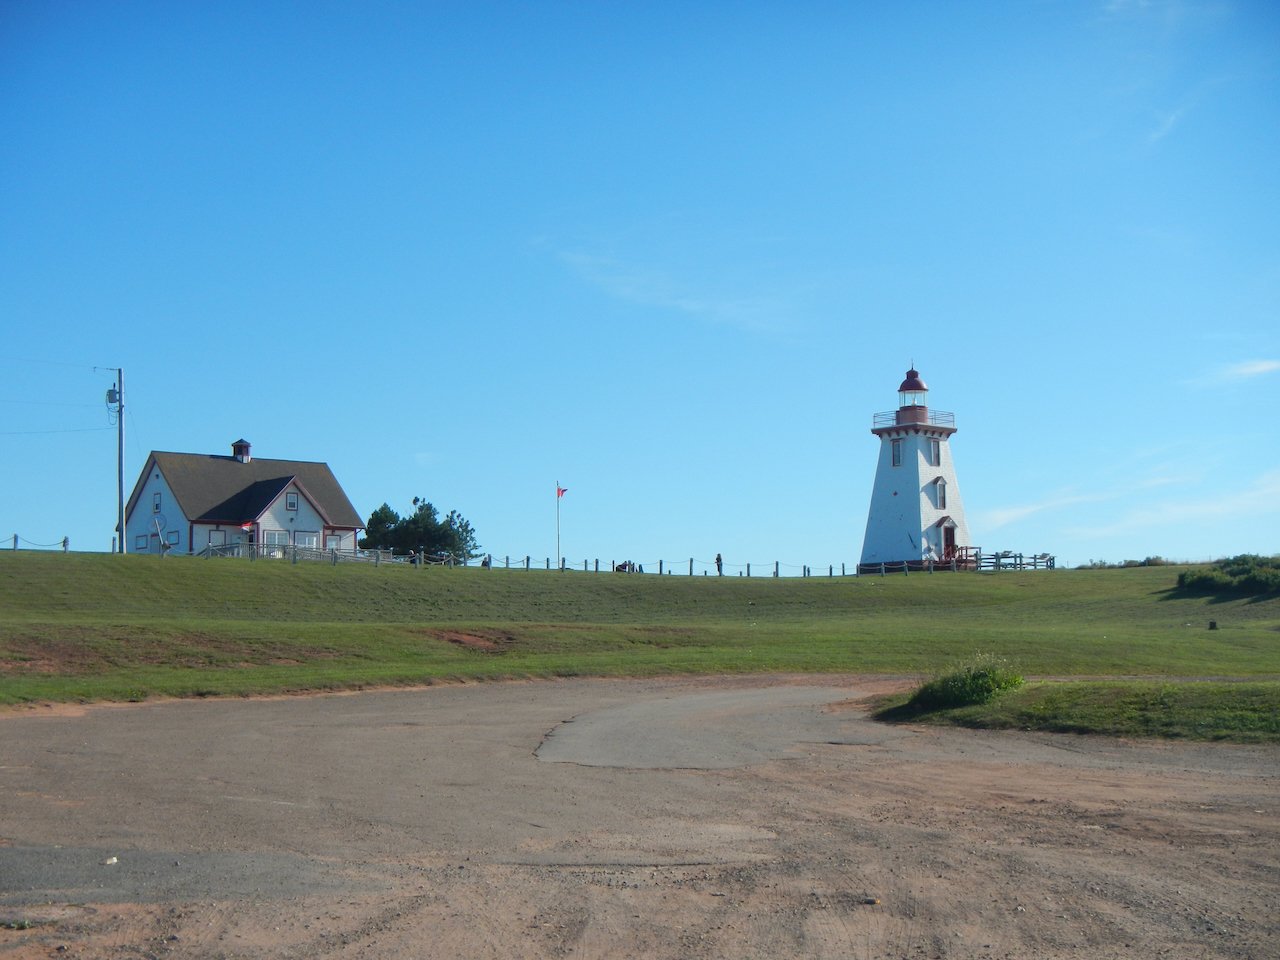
<box><xmin>130</xmin><ymin>451</ymin><xmax>364</xmax><ymax>530</ymax></box>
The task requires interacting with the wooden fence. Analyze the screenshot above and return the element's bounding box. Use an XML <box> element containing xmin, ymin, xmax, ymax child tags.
<box><xmin>856</xmin><ymin>551</ymin><xmax>1056</xmax><ymax>576</ymax></box>
<box><xmin>48</xmin><ymin>542</ymin><xmax>1056</xmax><ymax>577</ymax></box>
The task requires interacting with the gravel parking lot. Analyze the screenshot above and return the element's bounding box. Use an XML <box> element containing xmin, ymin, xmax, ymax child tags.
<box><xmin>2</xmin><ymin>675</ymin><xmax>1276</xmax><ymax>959</ymax></box>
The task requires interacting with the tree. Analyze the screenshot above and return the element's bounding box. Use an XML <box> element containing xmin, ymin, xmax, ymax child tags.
<box><xmin>358</xmin><ymin>497</ymin><xmax>480</xmax><ymax>561</ymax></box>
<box><xmin>362</xmin><ymin>503</ymin><xmax>400</xmax><ymax>547</ymax></box>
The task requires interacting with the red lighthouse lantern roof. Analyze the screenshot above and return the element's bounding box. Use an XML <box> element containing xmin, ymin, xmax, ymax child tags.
<box><xmin>898</xmin><ymin>368</ymin><xmax>928</xmax><ymax>392</ymax></box>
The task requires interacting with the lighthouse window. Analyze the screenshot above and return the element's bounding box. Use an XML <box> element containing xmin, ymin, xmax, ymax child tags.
<box><xmin>935</xmin><ymin>478</ymin><xmax>947</xmax><ymax>509</ymax></box>
<box><xmin>929</xmin><ymin>439</ymin><xmax>941</xmax><ymax>466</ymax></box>
<box><xmin>891</xmin><ymin>440</ymin><xmax>902</xmax><ymax>467</ymax></box>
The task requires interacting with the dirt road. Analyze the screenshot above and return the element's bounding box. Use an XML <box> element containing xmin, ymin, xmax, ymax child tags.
<box><xmin>1</xmin><ymin>675</ymin><xmax>1276</xmax><ymax>958</ymax></box>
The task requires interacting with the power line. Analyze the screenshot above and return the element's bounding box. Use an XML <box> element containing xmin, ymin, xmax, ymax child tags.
<box><xmin>0</xmin><ymin>398</ymin><xmax>102</xmax><ymax>408</ymax></box>
<box><xmin>0</xmin><ymin>355</ymin><xmax>116</xmax><ymax>371</ymax></box>
<box><xmin>0</xmin><ymin>427</ymin><xmax>114</xmax><ymax>436</ymax></box>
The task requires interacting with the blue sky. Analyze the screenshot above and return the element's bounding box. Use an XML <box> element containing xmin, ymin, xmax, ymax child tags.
<box><xmin>2</xmin><ymin>0</ymin><xmax>1277</xmax><ymax>572</ymax></box>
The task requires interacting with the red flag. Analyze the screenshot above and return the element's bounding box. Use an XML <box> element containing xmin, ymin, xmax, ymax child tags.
<box><xmin>557</xmin><ymin>484</ymin><xmax>568</xmax><ymax>498</ymax></box>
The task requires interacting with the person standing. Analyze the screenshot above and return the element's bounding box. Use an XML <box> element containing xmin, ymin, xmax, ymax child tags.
<box><xmin>715</xmin><ymin>553</ymin><xmax>723</xmax><ymax>576</ymax></box>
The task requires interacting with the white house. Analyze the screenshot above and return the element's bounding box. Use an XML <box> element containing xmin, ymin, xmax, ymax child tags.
<box><xmin>860</xmin><ymin>368</ymin><xmax>972</xmax><ymax>567</ymax></box>
<box><xmin>124</xmin><ymin>439</ymin><xmax>364</xmax><ymax>555</ymax></box>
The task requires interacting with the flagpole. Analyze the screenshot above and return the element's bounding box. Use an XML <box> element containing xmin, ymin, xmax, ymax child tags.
<box><xmin>555</xmin><ymin>480</ymin><xmax>561</xmax><ymax>570</ymax></box>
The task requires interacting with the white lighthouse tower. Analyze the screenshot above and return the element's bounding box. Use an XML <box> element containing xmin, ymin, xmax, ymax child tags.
<box><xmin>860</xmin><ymin>367</ymin><xmax>972</xmax><ymax>568</ymax></box>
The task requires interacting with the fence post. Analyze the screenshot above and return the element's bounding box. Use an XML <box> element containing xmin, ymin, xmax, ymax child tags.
<box><xmin>659</xmin><ymin>559</ymin><xmax>664</xmax><ymax>575</ymax></box>
<box><xmin>63</xmin><ymin>537</ymin><xmax>70</xmax><ymax>553</ymax></box>
<box><xmin>746</xmin><ymin>563</ymin><xmax>751</xmax><ymax>577</ymax></box>
<box><xmin>594</xmin><ymin>559</ymin><xmax>599</xmax><ymax>573</ymax></box>
<box><xmin>689</xmin><ymin>558</ymin><xmax>693</xmax><ymax>576</ymax></box>
<box><xmin>11</xmin><ymin>534</ymin><xmax>16</xmax><ymax>550</ymax></box>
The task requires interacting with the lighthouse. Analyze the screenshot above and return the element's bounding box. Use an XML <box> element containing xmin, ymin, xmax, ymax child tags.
<box><xmin>860</xmin><ymin>368</ymin><xmax>972</xmax><ymax>567</ymax></box>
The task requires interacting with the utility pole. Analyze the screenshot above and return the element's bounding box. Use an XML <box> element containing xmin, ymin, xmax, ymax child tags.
<box><xmin>106</xmin><ymin>369</ymin><xmax>125</xmax><ymax>553</ymax></box>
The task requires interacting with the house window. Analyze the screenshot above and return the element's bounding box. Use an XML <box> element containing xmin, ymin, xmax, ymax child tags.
<box><xmin>891</xmin><ymin>439</ymin><xmax>902</xmax><ymax>467</ymax></box>
<box><xmin>165</xmin><ymin>530</ymin><xmax>179</xmax><ymax>546</ymax></box>
<box><xmin>263</xmin><ymin>530</ymin><xmax>290</xmax><ymax>546</ymax></box>
<box><xmin>929</xmin><ymin>439</ymin><xmax>941</xmax><ymax>466</ymax></box>
<box><xmin>153</xmin><ymin>492</ymin><xmax>162</xmax><ymax>513</ymax></box>
<box><xmin>135</xmin><ymin>534</ymin><xmax>148</xmax><ymax>550</ymax></box>
<box><xmin>285</xmin><ymin>492</ymin><xmax>299</xmax><ymax>512</ymax></box>
<box><xmin>935</xmin><ymin>478</ymin><xmax>947</xmax><ymax>509</ymax></box>
<box><xmin>324</xmin><ymin>534</ymin><xmax>342</xmax><ymax>551</ymax></box>
<box><xmin>296</xmin><ymin>531</ymin><xmax>319</xmax><ymax>549</ymax></box>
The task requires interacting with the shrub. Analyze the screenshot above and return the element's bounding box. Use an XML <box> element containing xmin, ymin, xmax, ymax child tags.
<box><xmin>907</xmin><ymin>654</ymin><xmax>1024</xmax><ymax>711</ymax></box>
<box><xmin>1177</xmin><ymin>554</ymin><xmax>1280</xmax><ymax>598</ymax></box>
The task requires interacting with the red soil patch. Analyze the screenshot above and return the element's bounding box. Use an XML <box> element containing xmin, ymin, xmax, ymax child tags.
<box><xmin>437</xmin><ymin>630</ymin><xmax>519</xmax><ymax>653</ymax></box>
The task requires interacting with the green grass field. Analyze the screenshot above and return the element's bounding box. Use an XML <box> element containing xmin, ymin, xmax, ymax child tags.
<box><xmin>2</xmin><ymin>552</ymin><xmax>1277</xmax><ymax>740</ymax></box>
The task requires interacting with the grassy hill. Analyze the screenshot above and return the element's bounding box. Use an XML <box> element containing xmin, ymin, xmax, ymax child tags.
<box><xmin>2</xmin><ymin>551</ymin><xmax>1277</xmax><ymax>709</ymax></box>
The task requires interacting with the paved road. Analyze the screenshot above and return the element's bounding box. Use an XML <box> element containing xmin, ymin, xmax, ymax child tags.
<box><xmin>1</xmin><ymin>677</ymin><xmax>881</xmax><ymax>906</ymax></box>
<box><xmin>536</xmin><ymin>684</ymin><xmax>905</xmax><ymax>768</ymax></box>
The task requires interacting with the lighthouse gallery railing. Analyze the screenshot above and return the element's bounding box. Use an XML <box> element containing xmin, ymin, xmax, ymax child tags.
<box><xmin>872</xmin><ymin>409</ymin><xmax>955</xmax><ymax>428</ymax></box>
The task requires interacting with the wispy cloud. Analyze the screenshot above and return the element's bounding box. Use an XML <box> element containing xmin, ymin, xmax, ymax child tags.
<box><xmin>1102</xmin><ymin>0</ymin><xmax>1155</xmax><ymax>13</ymax></box>
<box><xmin>980</xmin><ymin>492</ymin><xmax>1109</xmax><ymax>531</ymax></box>
<box><xmin>1148</xmin><ymin>75</ymin><xmax>1233</xmax><ymax>144</ymax></box>
<box><xmin>1222</xmin><ymin>359</ymin><xmax>1280</xmax><ymax>379</ymax></box>
<box><xmin>1186</xmin><ymin>359</ymin><xmax>1280</xmax><ymax>387</ymax></box>
<box><xmin>1067</xmin><ymin>469</ymin><xmax>1280</xmax><ymax>538</ymax></box>
<box><xmin>1148</xmin><ymin>105</ymin><xmax>1186</xmax><ymax>142</ymax></box>
<box><xmin>979</xmin><ymin>473</ymin><xmax>1188</xmax><ymax>531</ymax></box>
<box><xmin>1099</xmin><ymin>0</ymin><xmax>1196</xmax><ymax>26</ymax></box>
<box><xmin>558</xmin><ymin>251</ymin><xmax>792</xmax><ymax>334</ymax></box>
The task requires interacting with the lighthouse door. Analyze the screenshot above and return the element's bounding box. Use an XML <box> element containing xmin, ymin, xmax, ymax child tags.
<box><xmin>943</xmin><ymin>525</ymin><xmax>956</xmax><ymax>560</ymax></box>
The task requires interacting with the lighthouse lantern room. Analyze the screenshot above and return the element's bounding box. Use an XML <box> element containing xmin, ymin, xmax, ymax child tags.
<box><xmin>860</xmin><ymin>367</ymin><xmax>972</xmax><ymax>568</ymax></box>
